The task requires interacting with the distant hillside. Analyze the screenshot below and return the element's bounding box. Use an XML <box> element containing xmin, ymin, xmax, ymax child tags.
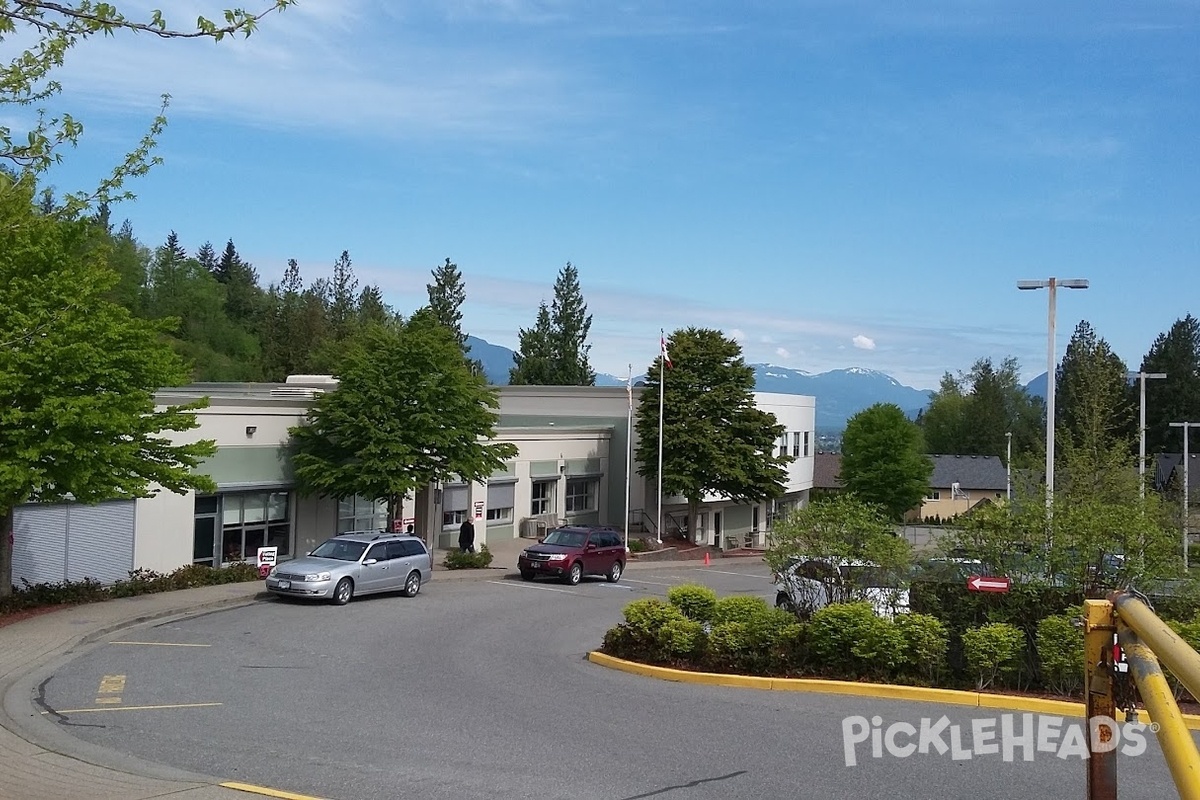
<box><xmin>467</xmin><ymin>336</ymin><xmax>934</xmax><ymax>430</ymax></box>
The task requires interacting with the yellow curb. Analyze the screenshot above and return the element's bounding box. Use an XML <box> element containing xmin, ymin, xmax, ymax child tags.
<box><xmin>586</xmin><ymin>651</ymin><xmax>1200</xmax><ymax>730</ymax></box>
<box><xmin>220</xmin><ymin>782</ymin><xmax>329</xmax><ymax>799</ymax></box>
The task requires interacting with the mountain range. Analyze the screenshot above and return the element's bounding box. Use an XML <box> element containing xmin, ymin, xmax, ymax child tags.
<box><xmin>467</xmin><ymin>336</ymin><xmax>935</xmax><ymax>431</ymax></box>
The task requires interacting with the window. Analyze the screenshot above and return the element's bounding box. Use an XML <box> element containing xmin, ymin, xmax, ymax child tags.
<box><xmin>338</xmin><ymin>495</ymin><xmax>386</xmax><ymax>533</ymax></box>
<box><xmin>778</xmin><ymin>435</ymin><xmax>788</xmax><ymax>457</ymax></box>
<box><xmin>565</xmin><ymin>478</ymin><xmax>597</xmax><ymax>513</ymax></box>
<box><xmin>486</xmin><ymin>482</ymin><xmax>515</xmax><ymax>524</ymax></box>
<box><xmin>216</xmin><ymin>491</ymin><xmax>292</xmax><ymax>564</ymax></box>
<box><xmin>803</xmin><ymin>431</ymin><xmax>810</xmax><ymax>457</ymax></box>
<box><xmin>365</xmin><ymin>544</ymin><xmax>390</xmax><ymax>562</ymax></box>
<box><xmin>442</xmin><ymin>484</ymin><xmax>469</xmax><ymax>528</ymax></box>
<box><xmin>532</xmin><ymin>480</ymin><xmax>556</xmax><ymax>516</ymax></box>
<box><xmin>792</xmin><ymin>432</ymin><xmax>802</xmax><ymax>457</ymax></box>
<box><xmin>926</xmin><ymin>490</ymin><xmax>941</xmax><ymax>501</ymax></box>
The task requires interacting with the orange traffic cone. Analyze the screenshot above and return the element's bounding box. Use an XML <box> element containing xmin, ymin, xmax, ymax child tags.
<box><xmin>703</xmin><ymin>552</ymin><xmax>711</xmax><ymax>567</ymax></box>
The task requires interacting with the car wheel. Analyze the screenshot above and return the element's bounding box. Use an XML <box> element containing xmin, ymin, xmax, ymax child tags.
<box><xmin>520</xmin><ymin>569</ymin><xmax>535</xmax><ymax>581</ymax></box>
<box><xmin>332</xmin><ymin>578</ymin><xmax>354</xmax><ymax>606</ymax></box>
<box><xmin>403</xmin><ymin>571</ymin><xmax>421</xmax><ymax>597</ymax></box>
<box><xmin>775</xmin><ymin>592</ymin><xmax>795</xmax><ymax>613</ymax></box>
<box><xmin>606</xmin><ymin>560</ymin><xmax>623</xmax><ymax>583</ymax></box>
<box><xmin>564</xmin><ymin>561</ymin><xmax>582</xmax><ymax>586</ymax></box>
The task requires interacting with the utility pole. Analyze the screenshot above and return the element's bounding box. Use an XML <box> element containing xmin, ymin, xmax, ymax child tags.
<box><xmin>1130</xmin><ymin>371</ymin><xmax>1167</xmax><ymax>499</ymax></box>
<box><xmin>1169</xmin><ymin>422</ymin><xmax>1197</xmax><ymax>570</ymax></box>
<box><xmin>1005</xmin><ymin>431</ymin><xmax>1012</xmax><ymax>502</ymax></box>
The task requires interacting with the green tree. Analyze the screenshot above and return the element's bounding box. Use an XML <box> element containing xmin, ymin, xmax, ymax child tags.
<box><xmin>549</xmin><ymin>261</ymin><xmax>594</xmax><ymax>385</ymax></box>
<box><xmin>841</xmin><ymin>403</ymin><xmax>933</xmax><ymax>521</ymax></box>
<box><xmin>289</xmin><ymin>311</ymin><xmax>518</xmax><ymax>526</ymax></box>
<box><xmin>425</xmin><ymin>257</ymin><xmax>482</xmax><ymax>375</ymax></box>
<box><xmin>1140</xmin><ymin>315</ymin><xmax>1200</xmax><ymax>456</ymax></box>
<box><xmin>1055</xmin><ymin>320</ymin><xmax>1135</xmax><ymax>500</ymax></box>
<box><xmin>0</xmin><ymin>175</ymin><xmax>216</xmax><ymax>596</ymax></box>
<box><xmin>357</xmin><ymin>285</ymin><xmax>391</xmax><ymax>326</ymax></box>
<box><xmin>0</xmin><ymin>2</ymin><xmax>294</xmax><ymax>209</ymax></box>
<box><xmin>634</xmin><ymin>328</ymin><xmax>790</xmax><ymax>537</ymax></box>
<box><xmin>195</xmin><ymin>241</ymin><xmax>217</xmax><ymax>275</ymax></box>
<box><xmin>509</xmin><ymin>301</ymin><xmax>556</xmax><ymax>385</ymax></box>
<box><xmin>214</xmin><ymin>239</ymin><xmax>262</xmax><ymax>328</ymax></box>
<box><xmin>918</xmin><ymin>357</ymin><xmax>1042</xmax><ymax>461</ymax></box>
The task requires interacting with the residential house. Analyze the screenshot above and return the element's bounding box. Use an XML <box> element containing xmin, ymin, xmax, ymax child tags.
<box><xmin>910</xmin><ymin>454</ymin><xmax>1009</xmax><ymax>523</ymax></box>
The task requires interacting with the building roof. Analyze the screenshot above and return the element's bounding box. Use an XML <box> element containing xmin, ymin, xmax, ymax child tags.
<box><xmin>812</xmin><ymin>452</ymin><xmax>843</xmax><ymax>489</ymax></box>
<box><xmin>1155</xmin><ymin>453</ymin><xmax>1200</xmax><ymax>493</ymax></box>
<box><xmin>928</xmin><ymin>454</ymin><xmax>1008</xmax><ymax>492</ymax></box>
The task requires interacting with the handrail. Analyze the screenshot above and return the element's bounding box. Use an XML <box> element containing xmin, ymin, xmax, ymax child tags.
<box><xmin>1110</xmin><ymin>591</ymin><xmax>1200</xmax><ymax>702</ymax></box>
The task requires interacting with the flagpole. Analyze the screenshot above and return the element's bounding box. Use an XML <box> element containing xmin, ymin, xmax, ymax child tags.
<box><xmin>656</xmin><ymin>331</ymin><xmax>665</xmax><ymax>545</ymax></box>
<box><xmin>625</xmin><ymin>363</ymin><xmax>633</xmax><ymax>554</ymax></box>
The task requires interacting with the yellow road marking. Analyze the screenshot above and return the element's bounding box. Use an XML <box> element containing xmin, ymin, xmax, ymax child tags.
<box><xmin>44</xmin><ymin>702</ymin><xmax>222</xmax><ymax>714</ymax></box>
<box><xmin>220</xmin><ymin>781</ymin><xmax>330</xmax><ymax>800</ymax></box>
<box><xmin>109</xmin><ymin>640</ymin><xmax>212</xmax><ymax>647</ymax></box>
<box><xmin>97</xmin><ymin>674</ymin><xmax>125</xmax><ymax>693</ymax></box>
<box><xmin>94</xmin><ymin>697</ymin><xmax>122</xmax><ymax>705</ymax></box>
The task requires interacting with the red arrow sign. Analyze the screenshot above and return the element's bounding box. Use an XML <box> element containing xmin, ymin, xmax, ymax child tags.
<box><xmin>967</xmin><ymin>575</ymin><xmax>1011</xmax><ymax>593</ymax></box>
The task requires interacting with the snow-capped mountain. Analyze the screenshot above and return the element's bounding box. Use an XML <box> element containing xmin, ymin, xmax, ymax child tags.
<box><xmin>467</xmin><ymin>336</ymin><xmax>933</xmax><ymax>431</ymax></box>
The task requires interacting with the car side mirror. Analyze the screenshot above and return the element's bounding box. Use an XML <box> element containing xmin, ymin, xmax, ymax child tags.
<box><xmin>537</xmin><ymin>537</ymin><xmax>544</xmax><ymax>543</ymax></box>
<box><xmin>363</xmin><ymin>558</ymin><xmax>377</xmax><ymax>565</ymax></box>
<box><xmin>586</xmin><ymin>543</ymin><xmax>597</xmax><ymax>551</ymax></box>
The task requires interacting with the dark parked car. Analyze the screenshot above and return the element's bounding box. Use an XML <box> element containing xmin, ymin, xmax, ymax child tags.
<box><xmin>518</xmin><ymin>525</ymin><xmax>625</xmax><ymax>585</ymax></box>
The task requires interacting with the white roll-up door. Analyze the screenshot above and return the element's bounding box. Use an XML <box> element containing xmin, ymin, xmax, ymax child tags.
<box><xmin>12</xmin><ymin>501</ymin><xmax>136</xmax><ymax>587</ymax></box>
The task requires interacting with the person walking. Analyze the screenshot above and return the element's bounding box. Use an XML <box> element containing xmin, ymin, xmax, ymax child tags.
<box><xmin>458</xmin><ymin>517</ymin><xmax>476</xmax><ymax>553</ymax></box>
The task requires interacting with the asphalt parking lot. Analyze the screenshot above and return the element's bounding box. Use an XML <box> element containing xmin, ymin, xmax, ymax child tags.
<box><xmin>40</xmin><ymin>563</ymin><xmax>1184</xmax><ymax>800</ymax></box>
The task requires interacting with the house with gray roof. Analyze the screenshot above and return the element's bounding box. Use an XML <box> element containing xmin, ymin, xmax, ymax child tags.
<box><xmin>909</xmin><ymin>454</ymin><xmax>1009</xmax><ymax>523</ymax></box>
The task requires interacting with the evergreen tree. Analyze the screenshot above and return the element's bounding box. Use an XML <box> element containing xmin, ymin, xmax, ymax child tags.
<box><xmin>214</xmin><ymin>240</ymin><xmax>262</xmax><ymax>328</ymax></box>
<box><xmin>917</xmin><ymin>357</ymin><xmax>1041</xmax><ymax>462</ymax></box>
<box><xmin>1056</xmin><ymin>320</ymin><xmax>1134</xmax><ymax>464</ymax></box>
<box><xmin>509</xmin><ymin>301</ymin><xmax>556</xmax><ymax>385</ymax></box>
<box><xmin>1140</xmin><ymin>315</ymin><xmax>1200</xmax><ymax>456</ymax></box>
<box><xmin>426</xmin><ymin>258</ymin><xmax>467</xmax><ymax>349</ymax></box>
<box><xmin>357</xmin><ymin>285</ymin><xmax>392</xmax><ymax>326</ymax></box>
<box><xmin>328</xmin><ymin>250</ymin><xmax>359</xmax><ymax>341</ymax></box>
<box><xmin>196</xmin><ymin>241</ymin><xmax>217</xmax><ymax>276</ymax></box>
<box><xmin>634</xmin><ymin>328</ymin><xmax>790</xmax><ymax>537</ymax></box>
<box><xmin>549</xmin><ymin>262</ymin><xmax>595</xmax><ymax>385</ymax></box>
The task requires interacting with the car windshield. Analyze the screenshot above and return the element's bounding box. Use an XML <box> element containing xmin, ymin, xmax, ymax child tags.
<box><xmin>543</xmin><ymin>530</ymin><xmax>587</xmax><ymax>548</ymax></box>
<box><xmin>310</xmin><ymin>539</ymin><xmax>368</xmax><ymax>561</ymax></box>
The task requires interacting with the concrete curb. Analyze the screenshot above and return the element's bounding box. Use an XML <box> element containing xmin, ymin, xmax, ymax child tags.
<box><xmin>586</xmin><ymin>651</ymin><xmax>1200</xmax><ymax>730</ymax></box>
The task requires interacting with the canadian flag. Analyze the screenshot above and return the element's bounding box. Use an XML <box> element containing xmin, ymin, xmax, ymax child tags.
<box><xmin>660</xmin><ymin>333</ymin><xmax>673</xmax><ymax>369</ymax></box>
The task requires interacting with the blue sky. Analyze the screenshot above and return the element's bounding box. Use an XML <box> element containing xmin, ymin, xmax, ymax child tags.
<box><xmin>37</xmin><ymin>0</ymin><xmax>1200</xmax><ymax>388</ymax></box>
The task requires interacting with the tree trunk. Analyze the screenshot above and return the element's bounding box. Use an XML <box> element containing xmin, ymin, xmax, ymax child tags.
<box><xmin>1</xmin><ymin>505</ymin><xmax>13</xmax><ymax>598</ymax></box>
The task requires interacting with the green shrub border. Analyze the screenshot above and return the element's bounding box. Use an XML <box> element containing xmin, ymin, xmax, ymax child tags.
<box><xmin>442</xmin><ymin>544</ymin><xmax>494</xmax><ymax>570</ymax></box>
<box><xmin>0</xmin><ymin>562</ymin><xmax>263</xmax><ymax>618</ymax></box>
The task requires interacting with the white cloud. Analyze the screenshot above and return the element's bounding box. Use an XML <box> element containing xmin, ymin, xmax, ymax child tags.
<box><xmin>775</xmin><ymin>347</ymin><xmax>791</xmax><ymax>360</ymax></box>
<box><xmin>728</xmin><ymin>328</ymin><xmax>746</xmax><ymax>342</ymax></box>
<box><xmin>853</xmin><ymin>334</ymin><xmax>877</xmax><ymax>350</ymax></box>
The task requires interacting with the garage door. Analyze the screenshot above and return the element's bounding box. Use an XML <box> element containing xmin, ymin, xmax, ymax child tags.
<box><xmin>12</xmin><ymin>501</ymin><xmax>136</xmax><ymax>587</ymax></box>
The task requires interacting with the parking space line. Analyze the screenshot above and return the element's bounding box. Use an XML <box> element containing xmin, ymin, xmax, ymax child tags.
<box><xmin>109</xmin><ymin>640</ymin><xmax>212</xmax><ymax>647</ymax></box>
<box><xmin>220</xmin><ymin>781</ymin><xmax>330</xmax><ymax>800</ymax></box>
<box><xmin>486</xmin><ymin>580</ymin><xmax>577</xmax><ymax>594</ymax></box>
<box><xmin>43</xmin><ymin>702</ymin><xmax>223</xmax><ymax>714</ymax></box>
<box><xmin>697</xmin><ymin>569</ymin><xmax>766</xmax><ymax>578</ymax></box>
<box><xmin>622</xmin><ymin>578</ymin><xmax>677</xmax><ymax>587</ymax></box>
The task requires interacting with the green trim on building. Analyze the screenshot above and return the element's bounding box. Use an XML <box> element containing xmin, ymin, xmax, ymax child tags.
<box><xmin>530</xmin><ymin>460</ymin><xmax>560</xmax><ymax>478</ymax></box>
<box><xmin>491</xmin><ymin>462</ymin><xmax>517</xmax><ymax>478</ymax></box>
<box><xmin>196</xmin><ymin>446</ymin><xmax>293</xmax><ymax>489</ymax></box>
<box><xmin>565</xmin><ymin>458</ymin><xmax>602</xmax><ymax>476</ymax></box>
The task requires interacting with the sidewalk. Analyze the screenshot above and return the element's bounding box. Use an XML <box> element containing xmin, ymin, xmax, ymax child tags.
<box><xmin>0</xmin><ymin>552</ymin><xmax>754</xmax><ymax>800</ymax></box>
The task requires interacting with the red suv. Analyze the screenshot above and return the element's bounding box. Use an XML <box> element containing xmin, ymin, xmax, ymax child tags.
<box><xmin>518</xmin><ymin>526</ymin><xmax>626</xmax><ymax>585</ymax></box>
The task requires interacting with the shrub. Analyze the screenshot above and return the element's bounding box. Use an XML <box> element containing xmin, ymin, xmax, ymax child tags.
<box><xmin>770</xmin><ymin>622</ymin><xmax>808</xmax><ymax>675</ymax></box>
<box><xmin>616</xmin><ymin>598</ymin><xmax>695</xmax><ymax>663</ymax></box>
<box><xmin>659</xmin><ymin>617</ymin><xmax>706</xmax><ymax>661</ymax></box>
<box><xmin>668</xmin><ymin>584</ymin><xmax>718</xmax><ymax>623</ymax></box>
<box><xmin>706</xmin><ymin>622</ymin><xmax>752</xmax><ymax>672</ymax></box>
<box><xmin>442</xmin><ymin>544</ymin><xmax>493</xmax><ymax>570</ymax></box>
<box><xmin>110</xmin><ymin>568</ymin><xmax>168</xmax><ymax>598</ymax></box>
<box><xmin>627</xmin><ymin>538</ymin><xmax>649</xmax><ymax>553</ymax></box>
<box><xmin>963</xmin><ymin>623</ymin><xmax>1024</xmax><ymax>690</ymax></box>
<box><xmin>807</xmin><ymin>602</ymin><xmax>903</xmax><ymax>680</ymax></box>
<box><xmin>895</xmin><ymin>613</ymin><xmax>949</xmax><ymax>685</ymax></box>
<box><xmin>712</xmin><ymin>595</ymin><xmax>772</xmax><ymax>626</ymax></box>
<box><xmin>1036</xmin><ymin>614</ymin><xmax>1083</xmax><ymax>696</ymax></box>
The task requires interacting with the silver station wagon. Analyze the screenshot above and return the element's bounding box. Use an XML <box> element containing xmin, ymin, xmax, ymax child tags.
<box><xmin>266</xmin><ymin>531</ymin><xmax>432</xmax><ymax>605</ymax></box>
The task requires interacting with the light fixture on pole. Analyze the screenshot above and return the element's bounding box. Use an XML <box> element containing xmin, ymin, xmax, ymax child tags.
<box><xmin>1129</xmin><ymin>371</ymin><xmax>1167</xmax><ymax>499</ymax></box>
<box><xmin>1017</xmin><ymin>277</ymin><xmax>1089</xmax><ymax>511</ymax></box>
<box><xmin>1169</xmin><ymin>422</ymin><xmax>1197</xmax><ymax>570</ymax></box>
<box><xmin>1005</xmin><ymin>431</ymin><xmax>1012</xmax><ymax>502</ymax></box>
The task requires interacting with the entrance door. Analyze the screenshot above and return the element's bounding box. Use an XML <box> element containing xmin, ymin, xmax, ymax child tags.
<box><xmin>713</xmin><ymin>512</ymin><xmax>722</xmax><ymax>548</ymax></box>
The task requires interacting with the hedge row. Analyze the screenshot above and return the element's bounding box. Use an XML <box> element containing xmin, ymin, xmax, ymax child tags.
<box><xmin>601</xmin><ymin>584</ymin><xmax>1094</xmax><ymax>693</ymax></box>
<box><xmin>442</xmin><ymin>544</ymin><xmax>494</xmax><ymax>570</ymax></box>
<box><xmin>0</xmin><ymin>562</ymin><xmax>262</xmax><ymax>616</ymax></box>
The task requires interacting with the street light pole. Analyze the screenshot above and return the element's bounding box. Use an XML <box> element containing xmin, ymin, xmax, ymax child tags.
<box><xmin>1170</xmin><ymin>422</ymin><xmax>1197</xmax><ymax>570</ymax></box>
<box><xmin>1005</xmin><ymin>431</ymin><xmax>1012</xmax><ymax>502</ymax></box>
<box><xmin>1130</xmin><ymin>371</ymin><xmax>1167</xmax><ymax>499</ymax></box>
<box><xmin>1017</xmin><ymin>277</ymin><xmax>1089</xmax><ymax>512</ymax></box>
